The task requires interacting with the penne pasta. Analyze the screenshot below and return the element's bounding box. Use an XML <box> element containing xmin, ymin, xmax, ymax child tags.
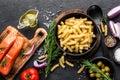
<box><xmin>65</xmin><ymin>60</ymin><xmax>74</xmax><ymax>67</ymax></box>
<box><xmin>104</xmin><ymin>25</ymin><xmax>108</xmax><ymax>36</ymax></box>
<box><xmin>57</xmin><ymin>17</ymin><xmax>95</xmax><ymax>54</ymax></box>
<box><xmin>50</xmin><ymin>64</ymin><xmax>59</xmax><ymax>72</ymax></box>
<box><xmin>100</xmin><ymin>22</ymin><xmax>105</xmax><ymax>32</ymax></box>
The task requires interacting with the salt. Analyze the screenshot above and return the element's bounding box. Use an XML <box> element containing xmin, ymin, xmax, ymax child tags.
<box><xmin>114</xmin><ymin>48</ymin><xmax>120</xmax><ymax>62</ymax></box>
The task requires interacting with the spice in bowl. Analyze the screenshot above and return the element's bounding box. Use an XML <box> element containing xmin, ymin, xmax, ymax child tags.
<box><xmin>113</xmin><ymin>47</ymin><xmax>120</xmax><ymax>64</ymax></box>
<box><xmin>104</xmin><ymin>36</ymin><xmax>116</xmax><ymax>48</ymax></box>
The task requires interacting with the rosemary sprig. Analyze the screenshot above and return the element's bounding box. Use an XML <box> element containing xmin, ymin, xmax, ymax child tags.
<box><xmin>83</xmin><ymin>60</ymin><xmax>112</xmax><ymax>80</ymax></box>
<box><xmin>44</xmin><ymin>20</ymin><xmax>61</xmax><ymax>77</ymax></box>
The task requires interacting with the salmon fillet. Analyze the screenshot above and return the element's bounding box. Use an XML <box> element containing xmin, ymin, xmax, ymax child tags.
<box><xmin>0</xmin><ymin>31</ymin><xmax>17</xmax><ymax>62</ymax></box>
<box><xmin>0</xmin><ymin>36</ymin><xmax>24</xmax><ymax>75</ymax></box>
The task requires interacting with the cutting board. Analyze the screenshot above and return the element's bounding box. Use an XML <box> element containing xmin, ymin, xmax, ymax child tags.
<box><xmin>0</xmin><ymin>26</ymin><xmax>47</xmax><ymax>80</ymax></box>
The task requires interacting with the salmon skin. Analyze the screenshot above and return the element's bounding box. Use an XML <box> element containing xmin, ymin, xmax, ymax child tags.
<box><xmin>0</xmin><ymin>31</ymin><xmax>17</xmax><ymax>62</ymax></box>
<box><xmin>0</xmin><ymin>36</ymin><xmax>24</xmax><ymax>75</ymax></box>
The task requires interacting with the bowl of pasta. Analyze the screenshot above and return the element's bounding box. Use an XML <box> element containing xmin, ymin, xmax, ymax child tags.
<box><xmin>54</xmin><ymin>9</ymin><xmax>101</xmax><ymax>57</ymax></box>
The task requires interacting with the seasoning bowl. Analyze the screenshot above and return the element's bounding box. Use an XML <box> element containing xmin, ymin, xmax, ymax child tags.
<box><xmin>86</xmin><ymin>57</ymin><xmax>115</xmax><ymax>80</ymax></box>
<box><xmin>54</xmin><ymin>9</ymin><xmax>101</xmax><ymax>58</ymax></box>
<box><xmin>104</xmin><ymin>36</ymin><xmax>117</xmax><ymax>48</ymax></box>
<box><xmin>113</xmin><ymin>45</ymin><xmax>120</xmax><ymax>64</ymax></box>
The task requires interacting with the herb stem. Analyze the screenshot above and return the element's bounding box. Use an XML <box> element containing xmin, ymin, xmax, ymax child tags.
<box><xmin>44</xmin><ymin>20</ymin><xmax>61</xmax><ymax>77</ymax></box>
<box><xmin>83</xmin><ymin>60</ymin><xmax>112</xmax><ymax>80</ymax></box>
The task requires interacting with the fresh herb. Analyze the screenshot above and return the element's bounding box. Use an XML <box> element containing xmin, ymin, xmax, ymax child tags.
<box><xmin>20</xmin><ymin>48</ymin><xmax>25</xmax><ymax>56</ymax></box>
<box><xmin>1</xmin><ymin>59</ymin><xmax>7</xmax><ymax>67</ymax></box>
<box><xmin>44</xmin><ymin>20</ymin><xmax>61</xmax><ymax>77</ymax></box>
<box><xmin>103</xmin><ymin>15</ymin><xmax>107</xmax><ymax>23</ymax></box>
<box><xmin>83</xmin><ymin>60</ymin><xmax>112</xmax><ymax>80</ymax></box>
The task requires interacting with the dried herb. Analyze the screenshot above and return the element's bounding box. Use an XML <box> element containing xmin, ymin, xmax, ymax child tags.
<box><xmin>83</xmin><ymin>60</ymin><xmax>112</xmax><ymax>80</ymax></box>
<box><xmin>44</xmin><ymin>20</ymin><xmax>61</xmax><ymax>77</ymax></box>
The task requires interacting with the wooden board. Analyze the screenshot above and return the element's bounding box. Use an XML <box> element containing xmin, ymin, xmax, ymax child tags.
<box><xmin>0</xmin><ymin>26</ymin><xmax>47</xmax><ymax>80</ymax></box>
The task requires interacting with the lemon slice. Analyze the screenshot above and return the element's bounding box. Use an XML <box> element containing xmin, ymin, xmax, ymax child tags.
<box><xmin>22</xmin><ymin>18</ymin><xmax>30</xmax><ymax>26</ymax></box>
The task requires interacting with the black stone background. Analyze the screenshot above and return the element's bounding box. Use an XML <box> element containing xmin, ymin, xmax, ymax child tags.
<box><xmin>0</xmin><ymin>0</ymin><xmax>120</xmax><ymax>80</ymax></box>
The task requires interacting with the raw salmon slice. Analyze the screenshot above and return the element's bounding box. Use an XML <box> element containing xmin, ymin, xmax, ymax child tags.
<box><xmin>0</xmin><ymin>36</ymin><xmax>24</xmax><ymax>75</ymax></box>
<box><xmin>0</xmin><ymin>31</ymin><xmax>17</xmax><ymax>62</ymax></box>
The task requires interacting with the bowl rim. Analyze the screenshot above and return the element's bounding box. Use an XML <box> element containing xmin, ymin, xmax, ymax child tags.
<box><xmin>54</xmin><ymin>12</ymin><xmax>100</xmax><ymax>56</ymax></box>
<box><xmin>87</xmin><ymin>56</ymin><xmax>115</xmax><ymax>80</ymax></box>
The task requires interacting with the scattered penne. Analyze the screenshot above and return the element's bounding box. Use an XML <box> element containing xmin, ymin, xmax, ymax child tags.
<box><xmin>77</xmin><ymin>65</ymin><xmax>85</xmax><ymax>74</ymax></box>
<box><xmin>59</xmin><ymin>57</ymin><xmax>65</xmax><ymax>68</ymax></box>
<box><xmin>100</xmin><ymin>22</ymin><xmax>105</xmax><ymax>33</ymax></box>
<box><xmin>50</xmin><ymin>63</ymin><xmax>59</xmax><ymax>72</ymax></box>
<box><xmin>50</xmin><ymin>54</ymin><xmax>87</xmax><ymax>74</ymax></box>
<box><xmin>65</xmin><ymin>60</ymin><xmax>74</xmax><ymax>67</ymax></box>
<box><xmin>104</xmin><ymin>24</ymin><xmax>108</xmax><ymax>36</ymax></box>
<box><xmin>38</xmin><ymin>54</ymin><xmax>47</xmax><ymax>60</ymax></box>
<box><xmin>100</xmin><ymin>22</ymin><xmax>108</xmax><ymax>36</ymax></box>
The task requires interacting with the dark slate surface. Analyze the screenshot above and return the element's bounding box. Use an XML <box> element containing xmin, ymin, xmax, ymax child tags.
<box><xmin>0</xmin><ymin>0</ymin><xmax>120</xmax><ymax>80</ymax></box>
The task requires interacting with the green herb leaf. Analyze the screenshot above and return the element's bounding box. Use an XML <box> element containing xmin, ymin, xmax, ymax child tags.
<box><xmin>44</xmin><ymin>20</ymin><xmax>61</xmax><ymax>77</ymax></box>
<box><xmin>1</xmin><ymin>59</ymin><xmax>7</xmax><ymax>67</ymax></box>
<box><xmin>103</xmin><ymin>15</ymin><xmax>107</xmax><ymax>23</ymax></box>
<box><xmin>83</xmin><ymin>60</ymin><xmax>112</xmax><ymax>80</ymax></box>
<box><xmin>20</xmin><ymin>48</ymin><xmax>25</xmax><ymax>56</ymax></box>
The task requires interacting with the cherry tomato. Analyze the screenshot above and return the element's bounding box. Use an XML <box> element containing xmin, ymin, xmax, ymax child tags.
<box><xmin>20</xmin><ymin>67</ymin><xmax>39</xmax><ymax>80</ymax></box>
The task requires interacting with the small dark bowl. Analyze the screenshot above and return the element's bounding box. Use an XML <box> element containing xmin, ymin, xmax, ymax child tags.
<box><xmin>54</xmin><ymin>11</ymin><xmax>100</xmax><ymax>57</ymax></box>
<box><xmin>113</xmin><ymin>45</ymin><xmax>120</xmax><ymax>64</ymax></box>
<box><xmin>86</xmin><ymin>57</ymin><xmax>115</xmax><ymax>80</ymax></box>
<box><xmin>104</xmin><ymin>36</ymin><xmax>117</xmax><ymax>48</ymax></box>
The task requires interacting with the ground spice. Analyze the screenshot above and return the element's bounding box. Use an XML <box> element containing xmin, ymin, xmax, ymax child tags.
<box><xmin>104</xmin><ymin>36</ymin><xmax>116</xmax><ymax>48</ymax></box>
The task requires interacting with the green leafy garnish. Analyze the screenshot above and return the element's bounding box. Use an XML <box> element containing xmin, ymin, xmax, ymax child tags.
<box><xmin>44</xmin><ymin>20</ymin><xmax>61</xmax><ymax>77</ymax></box>
<box><xmin>1</xmin><ymin>59</ymin><xmax>7</xmax><ymax>67</ymax></box>
<box><xmin>103</xmin><ymin>15</ymin><xmax>107</xmax><ymax>23</ymax></box>
<box><xmin>20</xmin><ymin>48</ymin><xmax>25</xmax><ymax>56</ymax></box>
<box><xmin>83</xmin><ymin>60</ymin><xmax>112</xmax><ymax>80</ymax></box>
